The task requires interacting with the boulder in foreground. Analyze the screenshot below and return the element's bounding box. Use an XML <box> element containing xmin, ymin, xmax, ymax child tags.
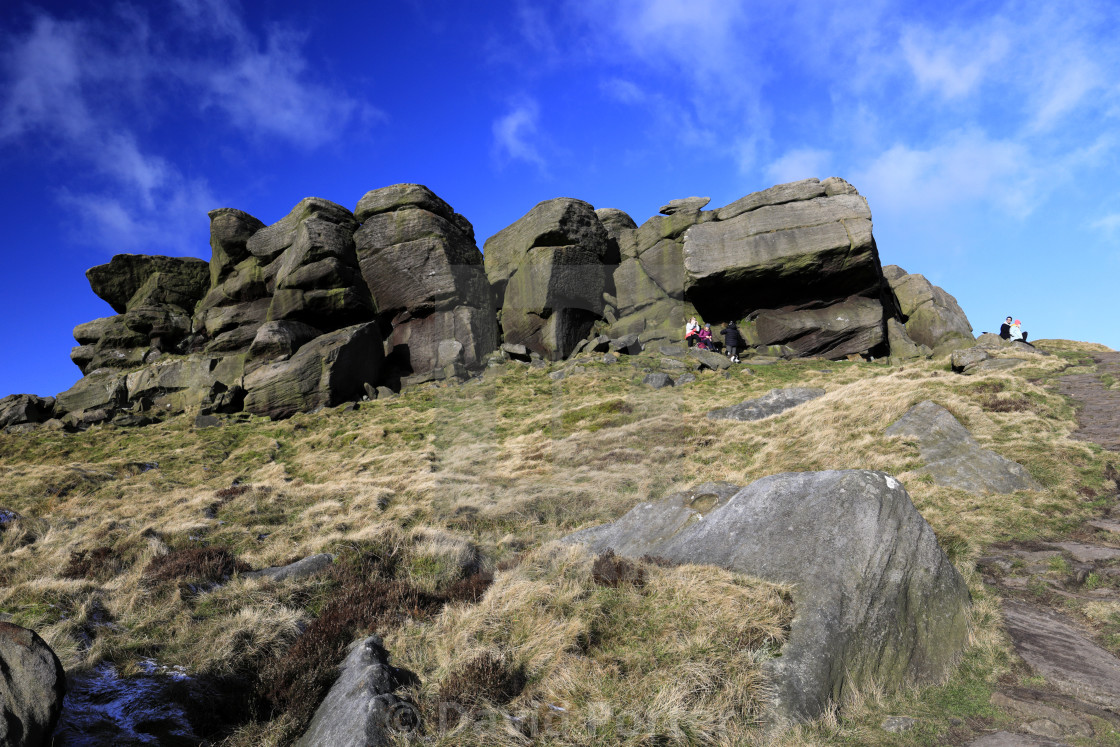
<box><xmin>565</xmin><ymin>470</ymin><xmax>970</xmax><ymax>723</ymax></box>
<box><xmin>0</xmin><ymin>622</ymin><xmax>66</xmax><ymax>747</ymax></box>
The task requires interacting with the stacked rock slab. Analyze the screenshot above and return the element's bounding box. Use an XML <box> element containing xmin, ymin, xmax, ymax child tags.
<box><xmin>603</xmin><ymin>199</ymin><xmax>708</xmax><ymax>344</ymax></box>
<box><xmin>882</xmin><ymin>265</ymin><xmax>974</xmax><ymax>357</ymax></box>
<box><xmin>682</xmin><ymin>178</ymin><xmax>890</xmax><ymax>359</ymax></box>
<box><xmin>353</xmin><ymin>184</ymin><xmax>495</xmax><ymax>378</ymax></box>
<box><xmin>72</xmin><ymin>255</ymin><xmax>210</xmax><ymax>374</ymax></box>
<box><xmin>483</xmin><ymin>198</ymin><xmax>615</xmax><ymax>360</ymax></box>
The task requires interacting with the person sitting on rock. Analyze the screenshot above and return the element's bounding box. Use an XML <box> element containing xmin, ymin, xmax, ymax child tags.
<box><xmin>1009</xmin><ymin>319</ymin><xmax>1031</xmax><ymax>344</ymax></box>
<box><xmin>1000</xmin><ymin>316</ymin><xmax>1013</xmax><ymax>340</ymax></box>
<box><xmin>697</xmin><ymin>324</ymin><xmax>713</xmax><ymax>350</ymax></box>
<box><xmin>721</xmin><ymin>321</ymin><xmax>744</xmax><ymax>363</ymax></box>
<box><xmin>685</xmin><ymin>317</ymin><xmax>699</xmax><ymax>346</ymax></box>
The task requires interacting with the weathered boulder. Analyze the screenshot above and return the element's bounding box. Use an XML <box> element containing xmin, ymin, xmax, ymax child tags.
<box><xmin>886</xmin><ymin>401</ymin><xmax>1041</xmax><ymax>492</ymax></box>
<box><xmin>207</xmin><ymin>208</ymin><xmax>266</xmax><ymax>287</ymax></box>
<box><xmin>888</xmin><ymin>318</ymin><xmax>931</xmax><ymax>361</ymax></box>
<box><xmin>243</xmin><ymin>322</ymin><xmax>384</xmax><ymax>419</ymax></box>
<box><xmin>688</xmin><ymin>347</ymin><xmax>733</xmax><ymax>371</ymax></box>
<box><xmin>86</xmin><ymin>255</ymin><xmax>209</xmax><ymax>314</ymax></box>
<box><xmin>643</xmin><ymin>373</ymin><xmax>674</xmax><ymax>388</ymax></box>
<box><xmin>196</xmin><ymin>197</ymin><xmax>374</xmax><ymax>356</ymax></box>
<box><xmin>716</xmin><ymin>178</ymin><xmax>828</xmax><ymax>221</ymax></box>
<box><xmin>484</xmin><ymin>198</ymin><xmax>614</xmax><ymax>360</ymax></box>
<box><xmin>594</xmin><ymin>208</ymin><xmax>637</xmax><ymax>242</ymax></box>
<box><xmin>484</xmin><ymin>198</ymin><xmax>613</xmax><ymax>298</ymax></box>
<box><xmin>883</xmin><ymin>266</ymin><xmax>973</xmax><ymax>354</ymax></box>
<box><xmin>751</xmin><ymin>296</ymin><xmax>886</xmax><ymax>359</ymax></box>
<box><xmin>248</xmin><ymin>320</ymin><xmax>323</xmax><ymax>361</ymax></box>
<box><xmin>0</xmin><ymin>622</ymin><xmax>66</xmax><ymax>747</ymax></box>
<box><xmin>72</xmin><ymin>255</ymin><xmax>210</xmax><ymax>372</ymax></box>
<box><xmin>952</xmin><ymin>347</ymin><xmax>991</xmax><ymax>374</ymax></box>
<box><xmin>566</xmin><ymin>471</ymin><xmax>971</xmax><ymax>723</ymax></box>
<box><xmin>244</xmin><ymin>553</ymin><xmax>335</xmax><ymax>583</ymax></box>
<box><xmin>54</xmin><ymin>370</ymin><xmax>127</xmax><ymax>416</ymax></box>
<box><xmin>296</xmin><ymin>635</ymin><xmax>416</xmax><ymax>747</ymax></box>
<box><xmin>355</xmin><ymin>184</ymin><xmax>495</xmax><ymax>375</ymax></box>
<box><xmin>685</xmin><ymin>189</ymin><xmax>883</xmax><ymax>324</ymax></box>
<box><xmin>0</xmin><ymin>395</ymin><xmax>54</xmax><ymax>429</ymax></box>
<box><xmin>355</xmin><ymin>182</ymin><xmax>458</xmax><ymax>225</ymax></box>
<box><xmin>707</xmin><ymin>387</ymin><xmax>825</xmax><ymax>421</ymax></box>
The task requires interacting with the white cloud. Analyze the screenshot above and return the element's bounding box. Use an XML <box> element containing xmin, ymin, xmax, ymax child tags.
<box><xmin>1092</xmin><ymin>213</ymin><xmax>1120</xmax><ymax>235</ymax></box>
<box><xmin>0</xmin><ymin>1</ymin><xmax>375</xmax><ymax>256</ymax></box>
<box><xmin>0</xmin><ymin>15</ymin><xmax>92</xmax><ymax>140</ymax></box>
<box><xmin>766</xmin><ymin>148</ymin><xmax>832</xmax><ymax>185</ymax></box>
<box><xmin>493</xmin><ymin>99</ymin><xmax>547</xmax><ymax>170</ymax></box>
<box><xmin>202</xmin><ymin>27</ymin><xmax>366</xmax><ymax>146</ymax></box>
<box><xmin>853</xmin><ymin>130</ymin><xmax>1034</xmax><ymax>216</ymax></box>
<box><xmin>899</xmin><ymin>25</ymin><xmax>1009</xmax><ymax>100</ymax></box>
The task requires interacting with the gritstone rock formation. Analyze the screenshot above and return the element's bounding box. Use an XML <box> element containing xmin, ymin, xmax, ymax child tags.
<box><xmin>564</xmin><ymin>471</ymin><xmax>972</xmax><ymax>724</ymax></box>
<box><xmin>7</xmin><ymin>177</ymin><xmax>979</xmax><ymax>427</ymax></box>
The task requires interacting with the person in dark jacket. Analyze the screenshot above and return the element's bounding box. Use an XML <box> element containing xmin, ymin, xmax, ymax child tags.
<box><xmin>721</xmin><ymin>321</ymin><xmax>744</xmax><ymax>363</ymax></box>
<box><xmin>999</xmin><ymin>316</ymin><xmax>1013</xmax><ymax>339</ymax></box>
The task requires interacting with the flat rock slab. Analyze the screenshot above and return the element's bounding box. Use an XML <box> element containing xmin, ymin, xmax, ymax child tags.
<box><xmin>1086</xmin><ymin>519</ymin><xmax>1120</xmax><ymax>534</ymax></box>
<box><xmin>1002</xmin><ymin>600</ymin><xmax>1120</xmax><ymax>709</ymax></box>
<box><xmin>886</xmin><ymin>401</ymin><xmax>1041</xmax><ymax>493</ymax></box>
<box><xmin>966</xmin><ymin>732</ymin><xmax>1071</xmax><ymax>747</ymax></box>
<box><xmin>707</xmin><ymin>387</ymin><xmax>825</xmax><ymax>421</ymax></box>
<box><xmin>1043</xmin><ymin>542</ymin><xmax>1120</xmax><ymax>563</ymax></box>
<box><xmin>244</xmin><ymin>553</ymin><xmax>335</xmax><ymax>583</ymax></box>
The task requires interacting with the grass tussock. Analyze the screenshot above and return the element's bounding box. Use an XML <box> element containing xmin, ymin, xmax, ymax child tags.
<box><xmin>143</xmin><ymin>546</ymin><xmax>251</xmax><ymax>586</ymax></box>
<box><xmin>385</xmin><ymin>543</ymin><xmax>793</xmax><ymax>746</ymax></box>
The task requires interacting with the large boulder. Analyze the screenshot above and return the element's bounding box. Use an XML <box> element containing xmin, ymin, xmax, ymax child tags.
<box><xmin>0</xmin><ymin>622</ymin><xmax>66</xmax><ymax>747</ymax></box>
<box><xmin>886</xmin><ymin>401</ymin><xmax>1041</xmax><ymax>493</ymax></box>
<box><xmin>684</xmin><ymin>188</ymin><xmax>882</xmax><ymax>320</ymax></box>
<box><xmin>296</xmin><ymin>635</ymin><xmax>416</xmax><ymax>746</ymax></box>
<box><xmin>883</xmin><ymin>266</ymin><xmax>973</xmax><ymax>354</ymax></box>
<box><xmin>483</xmin><ymin>198</ymin><xmax>613</xmax><ymax>298</ymax></box>
<box><xmin>75</xmin><ymin>256</ymin><xmax>210</xmax><ymax>372</ymax></box>
<box><xmin>565</xmin><ymin>471</ymin><xmax>971</xmax><ymax>723</ymax></box>
<box><xmin>485</xmin><ymin>199</ymin><xmax>613</xmax><ymax>360</ymax></box>
<box><xmin>750</xmin><ymin>296</ymin><xmax>886</xmax><ymax>359</ymax></box>
<box><xmin>354</xmin><ymin>184</ymin><xmax>495</xmax><ymax>376</ymax></box>
<box><xmin>243</xmin><ymin>322</ymin><xmax>384</xmax><ymax>419</ymax></box>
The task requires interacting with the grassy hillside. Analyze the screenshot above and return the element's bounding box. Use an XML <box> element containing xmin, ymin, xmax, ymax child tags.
<box><xmin>1</xmin><ymin>339</ymin><xmax>1116</xmax><ymax>745</ymax></box>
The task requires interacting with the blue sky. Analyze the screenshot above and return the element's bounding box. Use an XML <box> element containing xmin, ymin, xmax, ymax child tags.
<box><xmin>2</xmin><ymin>0</ymin><xmax>1118</xmax><ymax>397</ymax></box>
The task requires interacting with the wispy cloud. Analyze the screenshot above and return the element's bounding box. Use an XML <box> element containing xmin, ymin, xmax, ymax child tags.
<box><xmin>492</xmin><ymin>98</ymin><xmax>547</xmax><ymax>170</ymax></box>
<box><xmin>854</xmin><ymin>129</ymin><xmax>1034</xmax><ymax>216</ymax></box>
<box><xmin>0</xmin><ymin>1</ymin><xmax>375</xmax><ymax>255</ymax></box>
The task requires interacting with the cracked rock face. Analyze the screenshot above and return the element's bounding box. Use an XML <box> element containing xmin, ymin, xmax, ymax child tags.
<box><xmin>565</xmin><ymin>470</ymin><xmax>971</xmax><ymax>724</ymax></box>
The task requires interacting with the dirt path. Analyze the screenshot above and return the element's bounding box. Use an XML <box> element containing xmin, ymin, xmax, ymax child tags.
<box><xmin>1057</xmin><ymin>351</ymin><xmax>1120</xmax><ymax>451</ymax></box>
<box><xmin>962</xmin><ymin>355</ymin><xmax>1120</xmax><ymax>746</ymax></box>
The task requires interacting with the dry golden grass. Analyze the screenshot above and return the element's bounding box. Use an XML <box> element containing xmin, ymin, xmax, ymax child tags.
<box><xmin>0</xmin><ymin>342</ymin><xmax>1113</xmax><ymax>744</ymax></box>
<box><xmin>384</xmin><ymin>543</ymin><xmax>793</xmax><ymax>746</ymax></box>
